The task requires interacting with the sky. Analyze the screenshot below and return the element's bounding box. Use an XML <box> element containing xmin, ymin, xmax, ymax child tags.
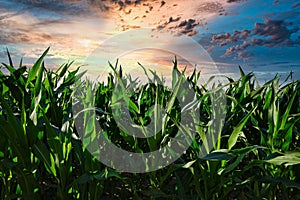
<box><xmin>0</xmin><ymin>0</ymin><xmax>300</xmax><ymax>83</ymax></box>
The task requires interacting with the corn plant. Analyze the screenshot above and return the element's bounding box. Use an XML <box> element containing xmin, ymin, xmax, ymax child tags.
<box><xmin>0</xmin><ymin>49</ymin><xmax>299</xmax><ymax>199</ymax></box>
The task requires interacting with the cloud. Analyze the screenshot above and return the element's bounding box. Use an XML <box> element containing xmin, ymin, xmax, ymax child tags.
<box><xmin>176</xmin><ymin>19</ymin><xmax>200</xmax><ymax>36</ymax></box>
<box><xmin>253</xmin><ymin>20</ymin><xmax>293</xmax><ymax>43</ymax></box>
<box><xmin>6</xmin><ymin>0</ymin><xmax>90</xmax><ymax>17</ymax></box>
<box><xmin>211</xmin><ymin>30</ymin><xmax>251</xmax><ymax>46</ymax></box>
<box><xmin>0</xmin><ymin>0</ymin><xmax>112</xmax><ymax>64</ymax></box>
<box><xmin>0</xmin><ymin>0</ymin><xmax>104</xmax><ymax>46</ymax></box>
<box><xmin>235</xmin><ymin>51</ymin><xmax>253</xmax><ymax>61</ymax></box>
<box><xmin>0</xmin><ymin>12</ymin><xmax>70</xmax><ymax>46</ymax></box>
<box><xmin>156</xmin><ymin>17</ymin><xmax>201</xmax><ymax>37</ymax></box>
<box><xmin>296</xmin><ymin>36</ymin><xmax>300</xmax><ymax>45</ymax></box>
<box><xmin>211</xmin><ymin>19</ymin><xmax>300</xmax><ymax>59</ymax></box>
<box><xmin>0</xmin><ymin>0</ymin><xmax>248</xmax><ymax>66</ymax></box>
<box><xmin>156</xmin><ymin>16</ymin><xmax>202</xmax><ymax>36</ymax></box>
<box><xmin>0</xmin><ymin>29</ymin><xmax>54</xmax><ymax>45</ymax></box>
<box><xmin>86</xmin><ymin>0</ymin><xmax>146</xmax><ymax>11</ymax></box>
<box><xmin>86</xmin><ymin>0</ymin><xmax>231</xmax><ymax>36</ymax></box>
<box><xmin>292</xmin><ymin>3</ymin><xmax>300</xmax><ymax>9</ymax></box>
<box><xmin>227</xmin><ymin>0</ymin><xmax>245</xmax><ymax>3</ymax></box>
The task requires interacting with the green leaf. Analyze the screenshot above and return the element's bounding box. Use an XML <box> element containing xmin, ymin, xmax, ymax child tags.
<box><xmin>230</xmin><ymin>145</ymin><xmax>267</xmax><ymax>155</ymax></box>
<box><xmin>26</xmin><ymin>47</ymin><xmax>49</xmax><ymax>87</ymax></box>
<box><xmin>172</xmin><ymin>57</ymin><xmax>179</xmax><ymax>89</ymax></box>
<box><xmin>74</xmin><ymin>173</ymin><xmax>93</xmax><ymax>184</ymax></box>
<box><xmin>6</xmin><ymin>48</ymin><xmax>14</xmax><ymax>67</ymax></box>
<box><xmin>228</xmin><ymin>106</ymin><xmax>257</xmax><ymax>150</ymax></box>
<box><xmin>201</xmin><ymin>151</ymin><xmax>235</xmax><ymax>161</ymax></box>
<box><xmin>279</xmin><ymin>91</ymin><xmax>296</xmax><ymax>130</ymax></box>
<box><xmin>0</xmin><ymin>99</ymin><xmax>29</xmax><ymax>165</ymax></box>
<box><xmin>29</xmin><ymin>89</ymin><xmax>42</xmax><ymax>126</ymax></box>
<box><xmin>258</xmin><ymin>177</ymin><xmax>300</xmax><ymax>190</ymax></box>
<box><xmin>219</xmin><ymin>154</ymin><xmax>245</xmax><ymax>175</ymax></box>
<box><xmin>182</xmin><ymin>160</ymin><xmax>197</xmax><ymax>168</ymax></box>
<box><xmin>29</xmin><ymin>60</ymin><xmax>44</xmax><ymax>125</ymax></box>
<box><xmin>239</xmin><ymin>65</ymin><xmax>245</xmax><ymax>77</ymax></box>
<box><xmin>265</xmin><ymin>152</ymin><xmax>300</xmax><ymax>166</ymax></box>
<box><xmin>143</xmin><ymin>189</ymin><xmax>170</xmax><ymax>198</ymax></box>
<box><xmin>0</xmin><ymin>117</ymin><xmax>29</xmax><ymax>167</ymax></box>
<box><xmin>33</xmin><ymin>140</ymin><xmax>57</xmax><ymax>176</ymax></box>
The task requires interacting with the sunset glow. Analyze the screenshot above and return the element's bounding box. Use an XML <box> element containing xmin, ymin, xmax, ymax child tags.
<box><xmin>0</xmin><ymin>0</ymin><xmax>299</xmax><ymax>83</ymax></box>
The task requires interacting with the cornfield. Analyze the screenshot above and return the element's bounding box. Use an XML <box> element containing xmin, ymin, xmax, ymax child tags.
<box><xmin>0</xmin><ymin>48</ymin><xmax>299</xmax><ymax>199</ymax></box>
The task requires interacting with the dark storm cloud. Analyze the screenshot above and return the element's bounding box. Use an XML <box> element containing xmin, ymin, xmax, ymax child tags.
<box><xmin>211</xmin><ymin>19</ymin><xmax>300</xmax><ymax>59</ymax></box>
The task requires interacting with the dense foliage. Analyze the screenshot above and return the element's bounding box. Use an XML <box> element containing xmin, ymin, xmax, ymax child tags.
<box><xmin>0</xmin><ymin>48</ymin><xmax>300</xmax><ymax>199</ymax></box>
